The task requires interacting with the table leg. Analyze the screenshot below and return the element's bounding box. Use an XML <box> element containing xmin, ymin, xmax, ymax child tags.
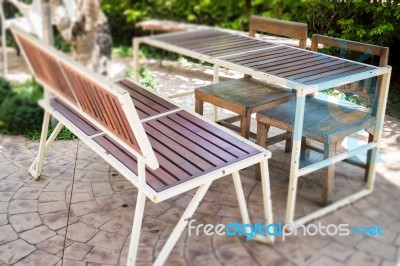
<box><xmin>195</xmin><ymin>98</ymin><xmax>204</xmax><ymax>115</ymax></box>
<box><xmin>240</xmin><ymin>111</ymin><xmax>251</xmax><ymax>139</ymax></box>
<box><xmin>323</xmin><ymin>143</ymin><xmax>336</xmax><ymax>206</ymax></box>
<box><xmin>285</xmin><ymin>93</ymin><xmax>306</xmax><ymax>225</ymax></box>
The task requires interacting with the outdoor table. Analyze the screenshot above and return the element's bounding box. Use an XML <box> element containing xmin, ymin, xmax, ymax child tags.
<box><xmin>133</xmin><ymin>28</ymin><xmax>392</xmax><ymax>225</ymax></box>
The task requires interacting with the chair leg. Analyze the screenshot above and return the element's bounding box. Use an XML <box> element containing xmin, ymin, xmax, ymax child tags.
<box><xmin>255</xmin><ymin>122</ymin><xmax>269</xmax><ymax>180</ymax></box>
<box><xmin>300</xmin><ymin>137</ymin><xmax>311</xmax><ymax>159</ymax></box>
<box><xmin>154</xmin><ymin>181</ymin><xmax>212</xmax><ymax>266</ymax></box>
<box><xmin>28</xmin><ymin>111</ymin><xmax>54</xmax><ymax>180</ymax></box>
<box><xmin>240</xmin><ymin>111</ymin><xmax>251</xmax><ymax>139</ymax></box>
<box><xmin>364</xmin><ymin>132</ymin><xmax>374</xmax><ymax>182</ymax></box>
<box><xmin>195</xmin><ymin>98</ymin><xmax>204</xmax><ymax>115</ymax></box>
<box><xmin>284</xmin><ymin>132</ymin><xmax>291</xmax><ymax>152</ymax></box>
<box><xmin>322</xmin><ymin>143</ymin><xmax>336</xmax><ymax>206</ymax></box>
<box><xmin>127</xmin><ymin>189</ymin><xmax>147</xmax><ymax>266</ymax></box>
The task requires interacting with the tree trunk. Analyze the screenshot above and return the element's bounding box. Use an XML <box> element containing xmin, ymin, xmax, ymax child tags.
<box><xmin>51</xmin><ymin>0</ymin><xmax>112</xmax><ymax>76</ymax></box>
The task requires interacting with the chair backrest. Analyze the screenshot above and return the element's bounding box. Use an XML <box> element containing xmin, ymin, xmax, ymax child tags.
<box><xmin>249</xmin><ymin>16</ymin><xmax>308</xmax><ymax>49</ymax></box>
<box><xmin>11</xmin><ymin>26</ymin><xmax>159</xmax><ymax>170</ymax></box>
<box><xmin>7</xmin><ymin>0</ymin><xmax>43</xmax><ymax>39</ymax></box>
<box><xmin>310</xmin><ymin>34</ymin><xmax>389</xmax><ymax>111</ymax></box>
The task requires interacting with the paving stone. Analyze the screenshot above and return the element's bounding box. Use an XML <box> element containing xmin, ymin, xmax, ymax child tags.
<box><xmin>158</xmin><ymin>207</ymin><xmax>183</xmax><ymax>224</ymax></box>
<box><xmin>346</xmin><ymin>251</ymin><xmax>381</xmax><ymax>266</ymax></box>
<box><xmin>9</xmin><ymin>212</ymin><xmax>42</xmax><ymax>232</ymax></box>
<box><xmin>381</xmin><ymin>259</ymin><xmax>397</xmax><ymax>266</ymax></box>
<box><xmin>84</xmin><ymin>247</ymin><xmax>120</xmax><ymax>264</ymax></box>
<box><xmin>80</xmin><ymin>171</ymin><xmax>109</xmax><ymax>182</ymax></box>
<box><xmin>13</xmin><ymin>186</ymin><xmax>42</xmax><ymax>200</ymax></box>
<box><xmin>39</xmin><ymin>191</ymin><xmax>65</xmax><ymax>202</ymax></box>
<box><xmin>100</xmin><ymin>217</ymin><xmax>133</xmax><ymax>235</ymax></box>
<box><xmin>70</xmin><ymin>200</ymin><xmax>99</xmax><ymax>216</ymax></box>
<box><xmin>42</xmin><ymin>210</ymin><xmax>74</xmax><ymax>230</ymax></box>
<box><xmin>308</xmin><ymin>256</ymin><xmax>343</xmax><ymax>266</ymax></box>
<box><xmin>320</xmin><ymin>241</ymin><xmax>354</xmax><ymax>261</ymax></box>
<box><xmin>395</xmin><ymin>234</ymin><xmax>400</xmax><ymax>246</ymax></box>
<box><xmin>110</xmin><ymin>180</ymin><xmax>133</xmax><ymax>192</ymax></box>
<box><xmin>67</xmin><ymin>192</ymin><xmax>94</xmax><ymax>204</ymax></box>
<box><xmin>275</xmin><ymin>240</ymin><xmax>319</xmax><ymax>265</ymax></box>
<box><xmin>44</xmin><ymin>180</ymin><xmax>71</xmax><ymax>192</ymax></box>
<box><xmin>79</xmin><ymin>210</ymin><xmax>115</xmax><ymax>228</ymax></box>
<box><xmin>0</xmin><ymin>239</ymin><xmax>36</xmax><ymax>264</ymax></box>
<box><xmin>38</xmin><ymin>201</ymin><xmax>68</xmax><ymax>214</ymax></box>
<box><xmin>64</xmin><ymin>242</ymin><xmax>93</xmax><ymax>261</ymax></box>
<box><xmin>92</xmin><ymin>182</ymin><xmax>114</xmax><ymax>196</ymax></box>
<box><xmin>0</xmin><ymin>192</ymin><xmax>13</xmax><ymax>201</ymax></box>
<box><xmin>19</xmin><ymin>225</ymin><xmax>56</xmax><ymax>244</ymax></box>
<box><xmin>36</xmin><ymin>234</ymin><xmax>68</xmax><ymax>254</ymax></box>
<box><xmin>88</xmin><ymin>230</ymin><xmax>127</xmax><ymax>250</ymax></box>
<box><xmin>13</xmin><ymin>250</ymin><xmax>60</xmax><ymax>266</ymax></box>
<box><xmin>8</xmin><ymin>199</ymin><xmax>38</xmax><ymax>214</ymax></box>
<box><xmin>0</xmin><ymin>224</ymin><xmax>18</xmax><ymax>244</ymax></box>
<box><xmin>62</xmin><ymin>259</ymin><xmax>87</xmax><ymax>266</ymax></box>
<box><xmin>0</xmin><ymin>181</ymin><xmax>24</xmax><ymax>192</ymax></box>
<box><xmin>0</xmin><ymin>214</ymin><xmax>6</xmax><ymax>226</ymax></box>
<box><xmin>72</xmin><ymin>182</ymin><xmax>92</xmax><ymax>193</ymax></box>
<box><xmin>95</xmin><ymin>194</ymin><xmax>125</xmax><ymax>210</ymax></box>
<box><xmin>186</xmin><ymin>245</ymin><xmax>216</xmax><ymax>263</ymax></box>
<box><xmin>65</xmin><ymin>222</ymin><xmax>99</xmax><ymax>242</ymax></box>
<box><xmin>356</xmin><ymin>238</ymin><xmax>397</xmax><ymax>260</ymax></box>
<box><xmin>0</xmin><ymin>202</ymin><xmax>7</xmax><ymax>213</ymax></box>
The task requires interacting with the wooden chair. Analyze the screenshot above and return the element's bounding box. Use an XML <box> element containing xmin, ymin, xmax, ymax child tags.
<box><xmin>256</xmin><ymin>34</ymin><xmax>389</xmax><ymax>205</ymax></box>
<box><xmin>12</xmin><ymin>26</ymin><xmax>274</xmax><ymax>266</ymax></box>
<box><xmin>195</xmin><ymin>16</ymin><xmax>307</xmax><ymax>139</ymax></box>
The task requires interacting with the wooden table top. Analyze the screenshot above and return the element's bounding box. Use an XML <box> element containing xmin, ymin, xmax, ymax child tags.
<box><xmin>145</xmin><ymin>29</ymin><xmax>379</xmax><ymax>90</ymax></box>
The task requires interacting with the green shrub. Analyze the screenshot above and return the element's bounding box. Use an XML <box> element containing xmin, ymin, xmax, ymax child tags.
<box><xmin>0</xmin><ymin>81</ymin><xmax>43</xmax><ymax>134</ymax></box>
<box><xmin>125</xmin><ymin>66</ymin><xmax>158</xmax><ymax>90</ymax></box>
<box><xmin>0</xmin><ymin>77</ymin><xmax>12</xmax><ymax>106</ymax></box>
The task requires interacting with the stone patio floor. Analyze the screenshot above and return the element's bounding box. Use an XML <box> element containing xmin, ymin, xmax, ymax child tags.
<box><xmin>0</xmin><ymin>50</ymin><xmax>400</xmax><ymax>265</ymax></box>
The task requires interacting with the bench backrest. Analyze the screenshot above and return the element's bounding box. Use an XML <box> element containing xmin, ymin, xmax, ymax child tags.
<box><xmin>11</xmin><ymin>26</ymin><xmax>159</xmax><ymax>170</ymax></box>
<box><xmin>249</xmin><ymin>16</ymin><xmax>308</xmax><ymax>49</ymax></box>
<box><xmin>310</xmin><ymin>34</ymin><xmax>389</xmax><ymax>114</ymax></box>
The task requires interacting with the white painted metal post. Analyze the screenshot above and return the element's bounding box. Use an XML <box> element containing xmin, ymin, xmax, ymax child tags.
<box><xmin>232</xmin><ymin>171</ymin><xmax>251</xmax><ymax>225</ymax></box>
<box><xmin>260</xmin><ymin>159</ymin><xmax>274</xmax><ymax>243</ymax></box>
<box><xmin>133</xmin><ymin>38</ymin><xmax>140</xmax><ymax>83</ymax></box>
<box><xmin>29</xmin><ymin>121</ymin><xmax>63</xmax><ymax>175</ymax></box>
<box><xmin>127</xmin><ymin>159</ymin><xmax>147</xmax><ymax>266</ymax></box>
<box><xmin>154</xmin><ymin>181</ymin><xmax>212</xmax><ymax>266</ymax></box>
<box><xmin>285</xmin><ymin>93</ymin><xmax>306</xmax><ymax>225</ymax></box>
<box><xmin>366</xmin><ymin>70</ymin><xmax>391</xmax><ymax>190</ymax></box>
<box><xmin>213</xmin><ymin>64</ymin><xmax>219</xmax><ymax>121</ymax></box>
<box><xmin>29</xmin><ymin>110</ymin><xmax>51</xmax><ymax>180</ymax></box>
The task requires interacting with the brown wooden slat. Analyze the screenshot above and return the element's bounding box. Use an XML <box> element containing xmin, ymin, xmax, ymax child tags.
<box><xmin>153</xmin><ymin>29</ymin><xmax>224</xmax><ymax>42</ymax></box>
<box><xmin>302</xmin><ymin>67</ymin><xmax>374</xmax><ymax>85</ymax></box>
<box><xmin>271</xmin><ymin>59</ymin><xmax>348</xmax><ymax>77</ymax></box>
<box><xmin>292</xmin><ymin>64</ymin><xmax>370</xmax><ymax>83</ymax></box>
<box><xmin>173</xmin><ymin>111</ymin><xmax>258</xmax><ymax>155</ymax></box>
<box><xmin>194</xmin><ymin>38</ymin><xmax>271</xmax><ymax>53</ymax></box>
<box><xmin>183</xmin><ymin>37</ymin><xmax>257</xmax><ymax>51</ymax></box>
<box><xmin>241</xmin><ymin>50</ymin><xmax>307</xmax><ymax>68</ymax></box>
<box><xmin>204</xmin><ymin>42</ymin><xmax>272</xmax><ymax>57</ymax></box>
<box><xmin>261</xmin><ymin>54</ymin><xmax>336</xmax><ymax>73</ymax></box>
<box><xmin>222</xmin><ymin>46</ymin><xmax>284</xmax><ymax>62</ymax></box>
<box><xmin>51</xmin><ymin>98</ymin><xmax>100</xmax><ymax>136</ymax></box>
<box><xmin>172</xmin><ymin>34</ymin><xmax>250</xmax><ymax>48</ymax></box>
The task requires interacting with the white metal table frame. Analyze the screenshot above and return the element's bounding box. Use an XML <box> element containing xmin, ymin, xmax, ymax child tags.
<box><xmin>133</xmin><ymin>28</ymin><xmax>392</xmax><ymax>226</ymax></box>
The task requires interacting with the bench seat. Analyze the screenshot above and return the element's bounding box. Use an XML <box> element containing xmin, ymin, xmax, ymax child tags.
<box><xmin>51</xmin><ymin>79</ymin><xmax>261</xmax><ymax>193</ymax></box>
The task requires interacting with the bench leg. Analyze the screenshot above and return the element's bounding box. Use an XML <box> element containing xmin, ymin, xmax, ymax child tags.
<box><xmin>364</xmin><ymin>132</ymin><xmax>374</xmax><ymax>182</ymax></box>
<box><xmin>259</xmin><ymin>159</ymin><xmax>274</xmax><ymax>244</ymax></box>
<box><xmin>232</xmin><ymin>171</ymin><xmax>251</xmax><ymax>226</ymax></box>
<box><xmin>212</xmin><ymin>65</ymin><xmax>219</xmax><ymax>121</ymax></box>
<box><xmin>154</xmin><ymin>181</ymin><xmax>212</xmax><ymax>266</ymax></box>
<box><xmin>29</xmin><ymin>113</ymin><xmax>63</xmax><ymax>180</ymax></box>
<box><xmin>127</xmin><ymin>190</ymin><xmax>146</xmax><ymax>266</ymax></box>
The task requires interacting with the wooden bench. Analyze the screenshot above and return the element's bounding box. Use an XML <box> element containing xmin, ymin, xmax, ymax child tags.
<box><xmin>11</xmin><ymin>26</ymin><xmax>274</xmax><ymax>265</ymax></box>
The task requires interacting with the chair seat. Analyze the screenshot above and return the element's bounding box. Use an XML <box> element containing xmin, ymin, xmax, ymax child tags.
<box><xmin>195</xmin><ymin>77</ymin><xmax>294</xmax><ymax>115</ymax></box>
<box><xmin>256</xmin><ymin>97</ymin><xmax>376</xmax><ymax>144</ymax></box>
<box><xmin>51</xmin><ymin>80</ymin><xmax>261</xmax><ymax>193</ymax></box>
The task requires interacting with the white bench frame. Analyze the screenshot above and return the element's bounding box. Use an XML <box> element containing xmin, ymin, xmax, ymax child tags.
<box><xmin>12</xmin><ymin>26</ymin><xmax>274</xmax><ymax>266</ymax></box>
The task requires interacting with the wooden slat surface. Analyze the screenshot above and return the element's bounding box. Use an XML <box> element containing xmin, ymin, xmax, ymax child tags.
<box><xmin>51</xmin><ymin>86</ymin><xmax>260</xmax><ymax>192</ymax></box>
<box><xmin>147</xmin><ymin>29</ymin><xmax>378</xmax><ymax>86</ymax></box>
<box><xmin>116</xmin><ymin>79</ymin><xmax>178</xmax><ymax>119</ymax></box>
